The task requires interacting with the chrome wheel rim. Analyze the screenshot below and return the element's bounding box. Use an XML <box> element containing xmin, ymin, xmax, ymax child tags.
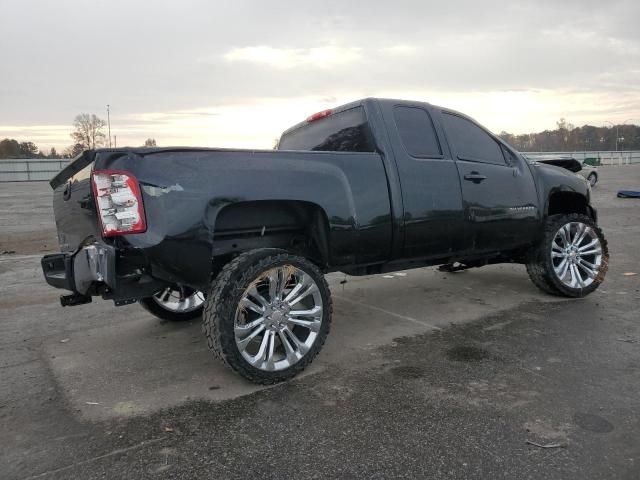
<box><xmin>588</xmin><ymin>174</ymin><xmax>597</xmax><ymax>186</ymax></box>
<box><xmin>235</xmin><ymin>265</ymin><xmax>323</xmax><ymax>372</ymax></box>
<box><xmin>153</xmin><ymin>286</ymin><xmax>205</xmax><ymax>313</ymax></box>
<box><xmin>551</xmin><ymin>222</ymin><xmax>603</xmax><ymax>288</ymax></box>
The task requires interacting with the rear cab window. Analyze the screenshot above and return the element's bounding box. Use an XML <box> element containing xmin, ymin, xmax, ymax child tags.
<box><xmin>278</xmin><ymin>107</ymin><xmax>375</xmax><ymax>152</ymax></box>
<box><xmin>393</xmin><ymin>106</ymin><xmax>442</xmax><ymax>157</ymax></box>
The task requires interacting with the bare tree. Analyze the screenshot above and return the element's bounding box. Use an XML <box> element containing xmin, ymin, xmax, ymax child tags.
<box><xmin>63</xmin><ymin>143</ymin><xmax>85</xmax><ymax>158</ymax></box>
<box><xmin>71</xmin><ymin>114</ymin><xmax>106</xmax><ymax>150</ymax></box>
<box><xmin>144</xmin><ymin>138</ymin><xmax>157</xmax><ymax>147</ymax></box>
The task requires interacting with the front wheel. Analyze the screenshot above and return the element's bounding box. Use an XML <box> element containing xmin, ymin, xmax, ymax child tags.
<box><xmin>203</xmin><ymin>249</ymin><xmax>332</xmax><ymax>384</ymax></box>
<box><xmin>588</xmin><ymin>172</ymin><xmax>598</xmax><ymax>186</ymax></box>
<box><xmin>526</xmin><ymin>213</ymin><xmax>609</xmax><ymax>297</ymax></box>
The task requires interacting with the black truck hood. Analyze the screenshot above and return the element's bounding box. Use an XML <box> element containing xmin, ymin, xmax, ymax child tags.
<box><xmin>533</xmin><ymin>157</ymin><xmax>583</xmax><ymax>173</ymax></box>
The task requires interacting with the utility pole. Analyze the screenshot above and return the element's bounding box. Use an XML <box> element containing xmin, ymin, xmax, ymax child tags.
<box><xmin>620</xmin><ymin>119</ymin><xmax>634</xmax><ymax>152</ymax></box>
<box><xmin>604</xmin><ymin>119</ymin><xmax>636</xmax><ymax>151</ymax></box>
<box><xmin>106</xmin><ymin>104</ymin><xmax>112</xmax><ymax>148</ymax></box>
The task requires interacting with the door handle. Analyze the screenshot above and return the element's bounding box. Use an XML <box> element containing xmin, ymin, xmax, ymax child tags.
<box><xmin>464</xmin><ymin>172</ymin><xmax>487</xmax><ymax>183</ymax></box>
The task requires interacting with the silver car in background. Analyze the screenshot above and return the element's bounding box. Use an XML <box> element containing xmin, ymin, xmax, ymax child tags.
<box><xmin>579</xmin><ymin>163</ymin><xmax>599</xmax><ymax>186</ymax></box>
<box><xmin>524</xmin><ymin>155</ymin><xmax>599</xmax><ymax>187</ymax></box>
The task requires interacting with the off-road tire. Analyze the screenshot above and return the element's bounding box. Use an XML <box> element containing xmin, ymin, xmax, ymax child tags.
<box><xmin>526</xmin><ymin>213</ymin><xmax>608</xmax><ymax>297</ymax></box>
<box><xmin>588</xmin><ymin>172</ymin><xmax>598</xmax><ymax>186</ymax></box>
<box><xmin>203</xmin><ymin>248</ymin><xmax>332</xmax><ymax>384</ymax></box>
<box><xmin>139</xmin><ymin>296</ymin><xmax>204</xmax><ymax>322</ymax></box>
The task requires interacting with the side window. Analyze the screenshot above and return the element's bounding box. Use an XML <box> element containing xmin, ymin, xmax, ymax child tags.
<box><xmin>394</xmin><ymin>106</ymin><xmax>442</xmax><ymax>157</ymax></box>
<box><xmin>442</xmin><ymin>113</ymin><xmax>505</xmax><ymax>165</ymax></box>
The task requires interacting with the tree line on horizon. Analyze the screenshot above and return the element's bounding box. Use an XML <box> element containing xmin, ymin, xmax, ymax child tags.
<box><xmin>499</xmin><ymin>118</ymin><xmax>640</xmax><ymax>152</ymax></box>
<box><xmin>0</xmin><ymin>113</ymin><xmax>157</xmax><ymax>159</ymax></box>
<box><xmin>1</xmin><ymin>116</ymin><xmax>639</xmax><ymax>159</ymax></box>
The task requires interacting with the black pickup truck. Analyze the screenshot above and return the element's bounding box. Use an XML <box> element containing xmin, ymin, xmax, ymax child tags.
<box><xmin>42</xmin><ymin>98</ymin><xmax>608</xmax><ymax>383</ymax></box>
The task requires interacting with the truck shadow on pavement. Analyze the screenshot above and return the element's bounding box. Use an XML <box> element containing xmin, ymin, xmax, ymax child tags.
<box><xmin>44</xmin><ymin>264</ymin><xmax>568</xmax><ymax>421</ymax></box>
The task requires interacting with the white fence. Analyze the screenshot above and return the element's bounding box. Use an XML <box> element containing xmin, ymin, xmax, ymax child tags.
<box><xmin>0</xmin><ymin>159</ymin><xmax>70</xmax><ymax>182</ymax></box>
<box><xmin>523</xmin><ymin>150</ymin><xmax>640</xmax><ymax>166</ymax></box>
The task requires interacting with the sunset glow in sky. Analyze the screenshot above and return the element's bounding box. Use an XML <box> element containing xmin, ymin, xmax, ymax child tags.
<box><xmin>1</xmin><ymin>0</ymin><xmax>639</xmax><ymax>151</ymax></box>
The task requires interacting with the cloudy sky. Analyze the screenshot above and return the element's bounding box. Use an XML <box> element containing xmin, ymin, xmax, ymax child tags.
<box><xmin>1</xmin><ymin>0</ymin><xmax>639</xmax><ymax>151</ymax></box>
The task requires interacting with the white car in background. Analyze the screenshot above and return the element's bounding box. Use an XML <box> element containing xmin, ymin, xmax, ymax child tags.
<box><xmin>525</xmin><ymin>155</ymin><xmax>599</xmax><ymax>187</ymax></box>
<box><xmin>579</xmin><ymin>163</ymin><xmax>599</xmax><ymax>186</ymax></box>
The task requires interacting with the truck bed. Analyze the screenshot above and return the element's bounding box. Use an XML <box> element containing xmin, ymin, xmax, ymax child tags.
<box><xmin>50</xmin><ymin>147</ymin><xmax>392</xmax><ymax>292</ymax></box>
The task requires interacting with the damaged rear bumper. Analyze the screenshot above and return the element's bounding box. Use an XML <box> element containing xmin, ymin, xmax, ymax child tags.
<box><xmin>42</xmin><ymin>243</ymin><xmax>116</xmax><ymax>295</ymax></box>
<box><xmin>41</xmin><ymin>243</ymin><xmax>164</xmax><ymax>306</ymax></box>
<box><xmin>42</xmin><ymin>243</ymin><xmax>117</xmax><ymax>306</ymax></box>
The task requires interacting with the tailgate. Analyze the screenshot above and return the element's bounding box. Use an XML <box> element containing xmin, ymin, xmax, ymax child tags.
<box><xmin>50</xmin><ymin>151</ymin><xmax>102</xmax><ymax>253</ymax></box>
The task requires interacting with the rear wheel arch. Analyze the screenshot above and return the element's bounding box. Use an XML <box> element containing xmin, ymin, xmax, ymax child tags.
<box><xmin>211</xmin><ymin>200</ymin><xmax>332</xmax><ymax>273</ymax></box>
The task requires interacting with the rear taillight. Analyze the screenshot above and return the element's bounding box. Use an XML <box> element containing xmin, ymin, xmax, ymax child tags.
<box><xmin>91</xmin><ymin>170</ymin><xmax>146</xmax><ymax>237</ymax></box>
